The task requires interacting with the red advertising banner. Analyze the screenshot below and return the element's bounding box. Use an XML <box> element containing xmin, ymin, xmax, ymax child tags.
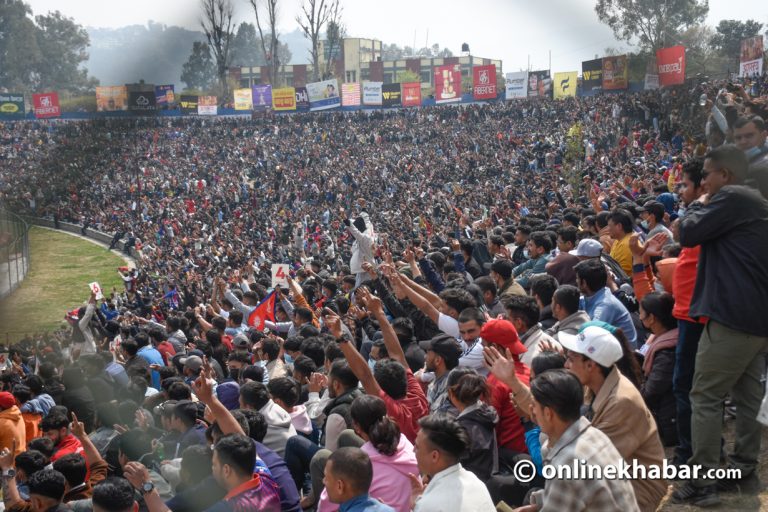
<box><xmin>33</xmin><ymin>92</ymin><xmax>61</xmax><ymax>118</ymax></box>
<box><xmin>473</xmin><ymin>65</ymin><xmax>497</xmax><ymax>100</ymax></box>
<box><xmin>656</xmin><ymin>46</ymin><xmax>686</xmax><ymax>86</ymax></box>
<box><xmin>401</xmin><ymin>82</ymin><xmax>422</xmax><ymax>107</ymax></box>
<box><xmin>434</xmin><ymin>64</ymin><xmax>461</xmax><ymax>104</ymax></box>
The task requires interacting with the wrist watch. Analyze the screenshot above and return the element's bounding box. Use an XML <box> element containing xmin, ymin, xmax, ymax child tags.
<box><xmin>336</xmin><ymin>334</ymin><xmax>350</xmax><ymax>343</ymax></box>
<box><xmin>140</xmin><ymin>480</ymin><xmax>155</xmax><ymax>495</ymax></box>
<box><xmin>2</xmin><ymin>468</ymin><xmax>16</xmax><ymax>479</ymax></box>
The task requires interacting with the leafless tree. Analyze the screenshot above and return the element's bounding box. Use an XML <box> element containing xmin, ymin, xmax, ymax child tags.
<box><xmin>322</xmin><ymin>1</ymin><xmax>344</xmax><ymax>80</ymax></box>
<box><xmin>249</xmin><ymin>0</ymin><xmax>279</xmax><ymax>85</ymax></box>
<box><xmin>296</xmin><ymin>0</ymin><xmax>340</xmax><ymax>82</ymax></box>
<box><xmin>200</xmin><ymin>0</ymin><xmax>235</xmax><ymax>100</ymax></box>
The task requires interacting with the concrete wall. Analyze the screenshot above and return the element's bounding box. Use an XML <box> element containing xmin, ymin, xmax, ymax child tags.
<box><xmin>21</xmin><ymin>216</ymin><xmax>137</xmax><ymax>262</ymax></box>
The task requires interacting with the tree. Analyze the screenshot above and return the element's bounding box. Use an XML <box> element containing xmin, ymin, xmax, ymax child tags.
<box><xmin>35</xmin><ymin>11</ymin><xmax>95</xmax><ymax>93</ymax></box>
<box><xmin>677</xmin><ymin>25</ymin><xmax>728</xmax><ymax>76</ymax></box>
<box><xmin>249</xmin><ymin>0</ymin><xmax>279</xmax><ymax>84</ymax></box>
<box><xmin>595</xmin><ymin>0</ymin><xmax>708</xmax><ymax>53</ymax></box>
<box><xmin>296</xmin><ymin>0</ymin><xmax>340</xmax><ymax>82</ymax></box>
<box><xmin>181</xmin><ymin>41</ymin><xmax>217</xmax><ymax>91</ymax></box>
<box><xmin>395</xmin><ymin>70</ymin><xmax>420</xmax><ymax>83</ymax></box>
<box><xmin>0</xmin><ymin>0</ymin><xmax>41</xmax><ymax>91</ymax></box>
<box><xmin>710</xmin><ymin>19</ymin><xmax>763</xmax><ymax>69</ymax></box>
<box><xmin>200</xmin><ymin>0</ymin><xmax>235</xmax><ymax>99</ymax></box>
<box><xmin>230</xmin><ymin>22</ymin><xmax>265</xmax><ymax>66</ymax></box>
<box><xmin>323</xmin><ymin>9</ymin><xmax>344</xmax><ymax>79</ymax></box>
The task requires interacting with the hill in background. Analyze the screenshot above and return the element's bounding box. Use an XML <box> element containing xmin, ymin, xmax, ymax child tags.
<box><xmin>86</xmin><ymin>22</ymin><xmax>310</xmax><ymax>90</ymax></box>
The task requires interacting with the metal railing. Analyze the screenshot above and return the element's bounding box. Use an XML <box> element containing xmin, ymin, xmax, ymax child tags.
<box><xmin>0</xmin><ymin>209</ymin><xmax>30</xmax><ymax>300</ymax></box>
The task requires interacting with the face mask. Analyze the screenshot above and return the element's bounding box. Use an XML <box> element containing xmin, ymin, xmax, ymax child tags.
<box><xmin>257</xmin><ymin>360</ymin><xmax>267</xmax><ymax>369</ymax></box>
<box><xmin>284</xmin><ymin>353</ymin><xmax>294</xmax><ymax>365</ymax></box>
<box><xmin>523</xmin><ymin>248</ymin><xmax>530</xmax><ymax>259</ymax></box>
<box><xmin>368</xmin><ymin>358</ymin><xmax>377</xmax><ymax>372</ymax></box>
<box><xmin>745</xmin><ymin>146</ymin><xmax>763</xmax><ymax>159</ymax></box>
<box><xmin>641</xmin><ymin>220</ymin><xmax>649</xmax><ymax>229</ymax></box>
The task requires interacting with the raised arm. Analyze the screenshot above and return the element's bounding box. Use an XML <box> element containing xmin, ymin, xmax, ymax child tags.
<box><xmin>325</xmin><ymin>312</ymin><xmax>381</xmax><ymax>396</ymax></box>
<box><xmin>192</xmin><ymin>358</ymin><xmax>245</xmax><ymax>436</ymax></box>
<box><xmin>359</xmin><ymin>288</ymin><xmax>407</xmax><ymax>367</ymax></box>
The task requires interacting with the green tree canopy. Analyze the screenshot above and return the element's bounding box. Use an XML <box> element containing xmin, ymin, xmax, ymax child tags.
<box><xmin>595</xmin><ymin>0</ymin><xmax>708</xmax><ymax>53</ymax></box>
<box><xmin>181</xmin><ymin>41</ymin><xmax>217</xmax><ymax>91</ymax></box>
<box><xmin>710</xmin><ymin>19</ymin><xmax>764</xmax><ymax>68</ymax></box>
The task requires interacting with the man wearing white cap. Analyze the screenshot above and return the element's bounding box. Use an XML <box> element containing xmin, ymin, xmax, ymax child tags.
<box><xmin>569</xmin><ymin>238</ymin><xmax>603</xmax><ymax>260</ymax></box>
<box><xmin>561</xmin><ymin>326</ymin><xmax>666</xmax><ymax>512</ymax></box>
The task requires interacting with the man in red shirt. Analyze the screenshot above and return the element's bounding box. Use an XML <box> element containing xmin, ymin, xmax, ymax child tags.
<box><xmin>479</xmin><ymin>318</ymin><xmax>531</xmax><ymax>459</ymax></box>
<box><xmin>328</xmin><ymin>292</ymin><xmax>428</xmax><ymax>443</ymax></box>
<box><xmin>670</xmin><ymin>159</ymin><xmax>707</xmax><ymax>467</ymax></box>
<box><xmin>41</xmin><ymin>411</ymin><xmax>84</xmax><ymax>462</ymax></box>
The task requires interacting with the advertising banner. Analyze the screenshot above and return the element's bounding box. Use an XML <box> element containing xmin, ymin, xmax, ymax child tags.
<box><xmin>382</xmin><ymin>83</ymin><xmax>402</xmax><ymax>107</ymax></box>
<box><xmin>252</xmin><ymin>85</ymin><xmax>272</xmax><ymax>110</ymax></box>
<box><xmin>581</xmin><ymin>59</ymin><xmax>603</xmax><ymax>91</ymax></box>
<box><xmin>233</xmin><ymin>88</ymin><xmax>253</xmax><ymax>110</ymax></box>
<box><xmin>553</xmin><ymin>71</ymin><xmax>578</xmax><ymax>99</ymax></box>
<box><xmin>155</xmin><ymin>85</ymin><xmax>175</xmax><ymax>107</ymax></box>
<box><xmin>0</xmin><ymin>93</ymin><xmax>24</xmax><ymax>118</ymax></box>
<box><xmin>96</xmin><ymin>86</ymin><xmax>128</xmax><ymax>111</ymax></box>
<box><xmin>656</xmin><ymin>46</ymin><xmax>686</xmax><ymax>86</ymax></box>
<box><xmin>128</xmin><ymin>91</ymin><xmax>157</xmax><ymax>114</ymax></box>
<box><xmin>472</xmin><ymin>65</ymin><xmax>497</xmax><ymax>100</ymax></box>
<box><xmin>434</xmin><ymin>64</ymin><xmax>461</xmax><ymax>103</ymax></box>
<box><xmin>272</xmin><ymin>87</ymin><xmax>296</xmax><ymax>111</ymax></box>
<box><xmin>33</xmin><ymin>92</ymin><xmax>60</xmax><ymax>118</ymax></box>
<box><xmin>740</xmin><ymin>35</ymin><xmax>764</xmax><ymax>77</ymax></box>
<box><xmin>362</xmin><ymin>81</ymin><xmax>383</xmax><ymax>106</ymax></box>
<box><xmin>180</xmin><ymin>95</ymin><xmax>198</xmax><ymax>114</ymax></box>
<box><xmin>341</xmin><ymin>83</ymin><xmax>361</xmax><ymax>106</ymax></box>
<box><xmin>602</xmin><ymin>55</ymin><xmax>628</xmax><ymax>90</ymax></box>
<box><xmin>505</xmin><ymin>72</ymin><xmax>528</xmax><ymax>99</ymax></box>
<box><xmin>295</xmin><ymin>87</ymin><xmax>310</xmax><ymax>110</ymax></box>
<box><xmin>401</xmin><ymin>82</ymin><xmax>422</xmax><ymax>107</ymax></box>
<box><xmin>306</xmin><ymin>79</ymin><xmax>341</xmax><ymax>111</ymax></box>
<box><xmin>198</xmin><ymin>95</ymin><xmax>217</xmax><ymax>115</ymax></box>
<box><xmin>527</xmin><ymin>70</ymin><xmax>551</xmax><ymax>98</ymax></box>
<box><xmin>644</xmin><ymin>74</ymin><xmax>660</xmax><ymax>90</ymax></box>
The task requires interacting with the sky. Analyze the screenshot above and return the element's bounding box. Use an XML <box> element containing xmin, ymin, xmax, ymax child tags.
<box><xmin>25</xmin><ymin>0</ymin><xmax>768</xmax><ymax>73</ymax></box>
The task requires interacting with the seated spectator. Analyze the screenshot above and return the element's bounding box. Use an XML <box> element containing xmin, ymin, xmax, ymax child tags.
<box><xmin>41</xmin><ymin>410</ymin><xmax>83</xmax><ymax>462</ymax></box>
<box><xmin>574</xmin><ymin>259</ymin><xmax>638</xmax><ymax>346</ymax></box>
<box><xmin>411</xmin><ymin>414</ymin><xmax>495</xmax><ymax>511</ymax></box>
<box><xmin>0</xmin><ymin>391</ymin><xmax>26</xmax><ymax>458</ymax></box>
<box><xmin>528</xmin><ymin>274</ymin><xmax>559</xmax><ymax>330</ymax></box>
<box><xmin>91</xmin><ymin>477</ymin><xmax>138</xmax><ymax>512</ymax></box>
<box><xmin>239</xmin><ymin>381</ymin><xmax>297</xmax><ymax>457</ymax></box>
<box><xmin>446</xmin><ymin>368</ymin><xmax>497</xmax><ymax>481</ymax></box>
<box><xmin>323</xmin><ymin>447</ymin><xmax>395</xmax><ymax>512</ymax></box>
<box><xmin>12</xmin><ymin>385</ymin><xmax>42</xmax><ymax>442</ymax></box>
<box><xmin>418</xmin><ymin>334</ymin><xmax>462</xmax><ymax>414</ymax></box>
<box><xmin>521</xmin><ymin>370</ymin><xmax>640</xmax><ymax>511</ymax></box>
<box><xmin>561</xmin><ymin>325</ymin><xmax>666</xmax><ymax>511</ymax></box>
<box><xmin>504</xmin><ymin>295</ymin><xmax>559</xmax><ymax>366</ymax></box>
<box><xmin>546</xmin><ymin>285</ymin><xmax>591</xmax><ymax>341</ymax></box>
<box><xmin>317</xmin><ymin>395</ymin><xmax>419</xmax><ymax>512</ymax></box>
<box><xmin>2</xmin><ymin>468</ymin><xmax>69</xmax><ymax>512</ymax></box>
<box><xmin>490</xmin><ymin>260</ymin><xmax>526</xmax><ymax>300</ymax></box>
<box><xmin>545</xmin><ymin>226</ymin><xmax>580</xmax><ymax>286</ymax></box>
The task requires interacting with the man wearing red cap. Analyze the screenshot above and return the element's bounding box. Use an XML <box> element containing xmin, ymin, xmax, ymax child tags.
<box><xmin>0</xmin><ymin>391</ymin><xmax>26</xmax><ymax>459</ymax></box>
<box><xmin>478</xmin><ymin>319</ymin><xmax>530</xmax><ymax>458</ymax></box>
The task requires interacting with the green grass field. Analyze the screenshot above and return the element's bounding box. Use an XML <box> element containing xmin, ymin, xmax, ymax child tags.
<box><xmin>0</xmin><ymin>226</ymin><xmax>127</xmax><ymax>340</ymax></box>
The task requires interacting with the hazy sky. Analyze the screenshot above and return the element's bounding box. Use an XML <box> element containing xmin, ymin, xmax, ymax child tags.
<box><xmin>25</xmin><ymin>0</ymin><xmax>767</xmax><ymax>72</ymax></box>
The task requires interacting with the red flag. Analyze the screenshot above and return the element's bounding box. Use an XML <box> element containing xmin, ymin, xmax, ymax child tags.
<box><xmin>248</xmin><ymin>291</ymin><xmax>276</xmax><ymax>331</ymax></box>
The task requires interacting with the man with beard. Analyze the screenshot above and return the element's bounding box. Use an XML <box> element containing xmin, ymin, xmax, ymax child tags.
<box><xmin>419</xmin><ymin>334</ymin><xmax>462</xmax><ymax>414</ymax></box>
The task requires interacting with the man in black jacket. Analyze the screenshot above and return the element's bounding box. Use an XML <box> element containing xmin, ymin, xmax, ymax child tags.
<box><xmin>672</xmin><ymin>145</ymin><xmax>768</xmax><ymax>507</ymax></box>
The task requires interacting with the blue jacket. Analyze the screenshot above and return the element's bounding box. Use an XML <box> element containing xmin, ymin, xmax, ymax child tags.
<box><xmin>512</xmin><ymin>255</ymin><xmax>551</xmax><ymax>289</ymax></box>
<box><xmin>581</xmin><ymin>287</ymin><xmax>638</xmax><ymax>347</ymax></box>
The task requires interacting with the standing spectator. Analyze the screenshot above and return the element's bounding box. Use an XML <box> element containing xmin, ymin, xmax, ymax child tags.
<box><xmin>673</xmin><ymin>145</ymin><xmax>768</xmax><ymax>505</ymax></box>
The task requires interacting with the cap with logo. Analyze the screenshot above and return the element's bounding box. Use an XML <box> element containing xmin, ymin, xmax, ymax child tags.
<box><xmin>558</xmin><ymin>325</ymin><xmax>623</xmax><ymax>367</ymax></box>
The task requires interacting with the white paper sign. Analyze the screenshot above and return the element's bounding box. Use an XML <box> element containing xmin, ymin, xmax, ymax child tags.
<box><xmin>271</xmin><ymin>264</ymin><xmax>289</xmax><ymax>288</ymax></box>
<box><xmin>89</xmin><ymin>282</ymin><xmax>104</xmax><ymax>300</ymax></box>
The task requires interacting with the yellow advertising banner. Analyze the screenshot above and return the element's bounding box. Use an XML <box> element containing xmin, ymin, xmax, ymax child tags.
<box><xmin>234</xmin><ymin>88</ymin><xmax>253</xmax><ymax>111</ymax></box>
<box><xmin>96</xmin><ymin>86</ymin><xmax>128</xmax><ymax>111</ymax></box>
<box><xmin>272</xmin><ymin>87</ymin><xmax>296</xmax><ymax>111</ymax></box>
<box><xmin>553</xmin><ymin>71</ymin><xmax>578</xmax><ymax>99</ymax></box>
